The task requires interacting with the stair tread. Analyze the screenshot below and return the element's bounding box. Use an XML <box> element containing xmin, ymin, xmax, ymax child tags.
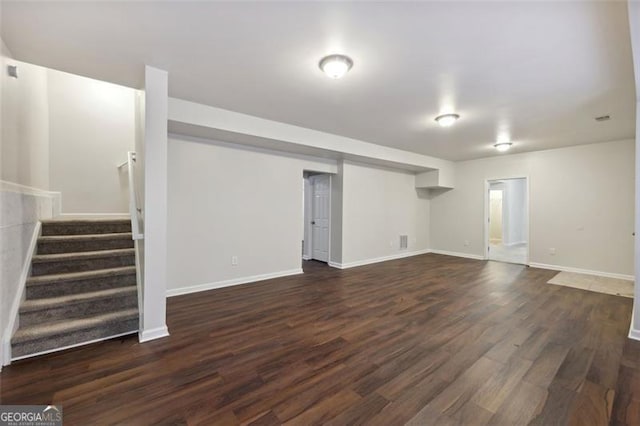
<box><xmin>39</xmin><ymin>232</ymin><xmax>133</xmax><ymax>241</ymax></box>
<box><xmin>27</xmin><ymin>266</ymin><xmax>136</xmax><ymax>285</ymax></box>
<box><xmin>13</xmin><ymin>309</ymin><xmax>139</xmax><ymax>344</ymax></box>
<box><xmin>33</xmin><ymin>248</ymin><xmax>135</xmax><ymax>262</ymax></box>
<box><xmin>21</xmin><ymin>287</ymin><xmax>137</xmax><ymax>312</ymax></box>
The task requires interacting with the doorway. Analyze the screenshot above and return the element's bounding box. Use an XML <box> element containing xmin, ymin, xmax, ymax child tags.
<box><xmin>485</xmin><ymin>177</ymin><xmax>529</xmax><ymax>265</ymax></box>
<box><xmin>303</xmin><ymin>173</ymin><xmax>331</xmax><ymax>263</ymax></box>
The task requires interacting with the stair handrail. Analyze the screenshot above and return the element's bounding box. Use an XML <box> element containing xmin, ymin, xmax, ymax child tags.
<box><xmin>125</xmin><ymin>151</ymin><xmax>144</xmax><ymax>330</ymax></box>
<box><xmin>126</xmin><ymin>151</ymin><xmax>144</xmax><ymax>240</ymax></box>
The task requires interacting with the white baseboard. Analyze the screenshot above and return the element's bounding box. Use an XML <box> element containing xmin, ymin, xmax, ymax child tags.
<box><xmin>504</xmin><ymin>241</ymin><xmax>527</xmax><ymax>247</ymax></box>
<box><xmin>3</xmin><ymin>221</ymin><xmax>41</xmax><ymax>366</ymax></box>
<box><xmin>59</xmin><ymin>213</ymin><xmax>129</xmax><ymax>219</ymax></box>
<box><xmin>139</xmin><ymin>326</ymin><xmax>170</xmax><ymax>343</ymax></box>
<box><xmin>328</xmin><ymin>249</ymin><xmax>432</xmax><ymax>269</ymax></box>
<box><xmin>302</xmin><ymin>255</ymin><xmax>311</xmax><ymax>261</ymax></box>
<box><xmin>166</xmin><ymin>268</ymin><xmax>304</xmax><ymax>297</ymax></box>
<box><xmin>428</xmin><ymin>249</ymin><xmax>486</xmax><ymax>261</ymax></box>
<box><xmin>11</xmin><ymin>330</ymin><xmax>138</xmax><ymax>362</ymax></box>
<box><xmin>528</xmin><ymin>262</ymin><xmax>634</xmax><ymax>281</ymax></box>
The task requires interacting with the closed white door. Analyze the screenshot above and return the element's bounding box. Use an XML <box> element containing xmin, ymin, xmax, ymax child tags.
<box><xmin>311</xmin><ymin>175</ymin><xmax>330</xmax><ymax>262</ymax></box>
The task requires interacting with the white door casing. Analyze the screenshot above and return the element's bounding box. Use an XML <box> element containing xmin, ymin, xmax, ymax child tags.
<box><xmin>311</xmin><ymin>174</ymin><xmax>330</xmax><ymax>262</ymax></box>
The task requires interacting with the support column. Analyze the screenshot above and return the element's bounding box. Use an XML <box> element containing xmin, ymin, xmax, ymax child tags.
<box><xmin>140</xmin><ymin>66</ymin><xmax>169</xmax><ymax>342</ymax></box>
<box><xmin>628</xmin><ymin>0</ymin><xmax>640</xmax><ymax>340</ymax></box>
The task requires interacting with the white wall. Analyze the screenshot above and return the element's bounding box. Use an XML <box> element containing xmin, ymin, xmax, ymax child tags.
<box><xmin>1</xmin><ymin>58</ymin><xmax>50</xmax><ymax>190</ymax></box>
<box><xmin>330</xmin><ymin>162</ymin><xmax>344</xmax><ymax>264</ymax></box>
<box><xmin>47</xmin><ymin>70</ymin><xmax>136</xmax><ymax>214</ymax></box>
<box><xmin>430</xmin><ymin>139</ymin><xmax>634</xmax><ymax>277</ymax></box>
<box><xmin>340</xmin><ymin>161</ymin><xmax>430</xmax><ymax>266</ymax></box>
<box><xmin>302</xmin><ymin>176</ymin><xmax>312</xmax><ymax>259</ymax></box>
<box><xmin>502</xmin><ymin>178</ymin><xmax>527</xmax><ymax>246</ymax></box>
<box><xmin>167</xmin><ymin>136</ymin><xmax>337</xmax><ymax>295</ymax></box>
<box><xmin>0</xmin><ymin>183</ymin><xmax>58</xmax><ymax>364</ymax></box>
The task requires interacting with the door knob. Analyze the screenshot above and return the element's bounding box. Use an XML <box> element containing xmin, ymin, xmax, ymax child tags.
<box><xmin>311</xmin><ymin>221</ymin><xmax>316</xmax><ymax>225</ymax></box>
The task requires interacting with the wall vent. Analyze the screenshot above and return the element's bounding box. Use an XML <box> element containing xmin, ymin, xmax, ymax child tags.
<box><xmin>400</xmin><ymin>235</ymin><xmax>408</xmax><ymax>250</ymax></box>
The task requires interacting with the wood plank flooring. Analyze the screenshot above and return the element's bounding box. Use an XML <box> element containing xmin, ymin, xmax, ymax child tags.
<box><xmin>1</xmin><ymin>254</ymin><xmax>639</xmax><ymax>425</ymax></box>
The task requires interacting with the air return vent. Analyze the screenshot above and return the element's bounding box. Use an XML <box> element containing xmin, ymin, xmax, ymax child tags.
<box><xmin>400</xmin><ymin>235</ymin><xmax>408</xmax><ymax>250</ymax></box>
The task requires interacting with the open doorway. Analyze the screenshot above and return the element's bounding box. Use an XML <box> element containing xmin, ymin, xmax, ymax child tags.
<box><xmin>485</xmin><ymin>177</ymin><xmax>529</xmax><ymax>265</ymax></box>
<box><xmin>303</xmin><ymin>172</ymin><xmax>331</xmax><ymax>264</ymax></box>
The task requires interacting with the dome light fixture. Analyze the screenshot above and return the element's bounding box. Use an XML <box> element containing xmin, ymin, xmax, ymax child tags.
<box><xmin>319</xmin><ymin>54</ymin><xmax>354</xmax><ymax>79</ymax></box>
<box><xmin>494</xmin><ymin>142</ymin><xmax>513</xmax><ymax>152</ymax></box>
<box><xmin>434</xmin><ymin>113</ymin><xmax>460</xmax><ymax>127</ymax></box>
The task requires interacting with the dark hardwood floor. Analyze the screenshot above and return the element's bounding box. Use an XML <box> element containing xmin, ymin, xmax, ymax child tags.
<box><xmin>1</xmin><ymin>254</ymin><xmax>639</xmax><ymax>425</ymax></box>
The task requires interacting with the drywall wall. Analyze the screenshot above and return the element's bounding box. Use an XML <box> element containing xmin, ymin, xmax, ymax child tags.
<box><xmin>47</xmin><ymin>69</ymin><xmax>136</xmax><ymax>214</ymax></box>
<box><xmin>501</xmin><ymin>178</ymin><xmax>527</xmax><ymax>246</ymax></box>
<box><xmin>330</xmin><ymin>162</ymin><xmax>344</xmax><ymax>265</ymax></box>
<box><xmin>0</xmin><ymin>182</ymin><xmax>59</xmax><ymax>365</ymax></box>
<box><xmin>1</xmin><ymin>58</ymin><xmax>50</xmax><ymax>190</ymax></box>
<box><xmin>430</xmin><ymin>139</ymin><xmax>634</xmax><ymax>277</ymax></box>
<box><xmin>167</xmin><ymin>136</ymin><xmax>337</xmax><ymax>295</ymax></box>
<box><xmin>340</xmin><ymin>161</ymin><xmax>430</xmax><ymax>266</ymax></box>
<box><xmin>489</xmin><ymin>184</ymin><xmax>503</xmax><ymax>242</ymax></box>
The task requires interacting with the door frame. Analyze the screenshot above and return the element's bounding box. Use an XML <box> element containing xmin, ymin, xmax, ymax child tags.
<box><xmin>305</xmin><ymin>173</ymin><xmax>332</xmax><ymax>263</ymax></box>
<box><xmin>483</xmin><ymin>176</ymin><xmax>530</xmax><ymax>265</ymax></box>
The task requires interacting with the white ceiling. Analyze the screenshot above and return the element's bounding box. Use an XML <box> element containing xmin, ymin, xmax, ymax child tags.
<box><xmin>2</xmin><ymin>1</ymin><xmax>635</xmax><ymax>161</ymax></box>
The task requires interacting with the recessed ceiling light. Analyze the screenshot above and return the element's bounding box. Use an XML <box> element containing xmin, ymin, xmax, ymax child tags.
<box><xmin>318</xmin><ymin>54</ymin><xmax>353</xmax><ymax>79</ymax></box>
<box><xmin>494</xmin><ymin>142</ymin><xmax>513</xmax><ymax>152</ymax></box>
<box><xmin>434</xmin><ymin>113</ymin><xmax>460</xmax><ymax>127</ymax></box>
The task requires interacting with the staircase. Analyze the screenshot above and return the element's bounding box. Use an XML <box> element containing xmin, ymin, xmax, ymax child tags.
<box><xmin>11</xmin><ymin>219</ymin><xmax>140</xmax><ymax>360</ymax></box>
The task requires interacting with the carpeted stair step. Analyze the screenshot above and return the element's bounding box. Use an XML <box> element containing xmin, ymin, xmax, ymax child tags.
<box><xmin>37</xmin><ymin>233</ymin><xmax>134</xmax><ymax>254</ymax></box>
<box><xmin>26</xmin><ymin>266</ymin><xmax>137</xmax><ymax>299</ymax></box>
<box><xmin>19</xmin><ymin>287</ymin><xmax>138</xmax><ymax>327</ymax></box>
<box><xmin>41</xmin><ymin>219</ymin><xmax>131</xmax><ymax>236</ymax></box>
<box><xmin>12</xmin><ymin>309</ymin><xmax>139</xmax><ymax>359</ymax></box>
<box><xmin>31</xmin><ymin>248</ymin><xmax>135</xmax><ymax>276</ymax></box>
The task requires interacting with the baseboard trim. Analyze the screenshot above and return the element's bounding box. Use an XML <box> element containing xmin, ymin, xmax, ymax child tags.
<box><xmin>59</xmin><ymin>213</ymin><xmax>129</xmax><ymax>219</ymax></box>
<box><xmin>302</xmin><ymin>255</ymin><xmax>311</xmax><ymax>261</ymax></box>
<box><xmin>328</xmin><ymin>249</ymin><xmax>432</xmax><ymax>269</ymax></box>
<box><xmin>166</xmin><ymin>268</ymin><xmax>304</xmax><ymax>297</ymax></box>
<box><xmin>503</xmin><ymin>241</ymin><xmax>527</xmax><ymax>247</ymax></box>
<box><xmin>11</xmin><ymin>330</ymin><xmax>138</xmax><ymax>362</ymax></box>
<box><xmin>139</xmin><ymin>326</ymin><xmax>170</xmax><ymax>343</ymax></box>
<box><xmin>528</xmin><ymin>262</ymin><xmax>634</xmax><ymax>281</ymax></box>
<box><xmin>428</xmin><ymin>249</ymin><xmax>486</xmax><ymax>261</ymax></box>
<box><xmin>2</xmin><ymin>221</ymin><xmax>41</xmax><ymax>366</ymax></box>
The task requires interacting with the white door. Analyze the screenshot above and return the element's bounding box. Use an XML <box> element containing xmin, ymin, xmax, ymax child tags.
<box><xmin>311</xmin><ymin>174</ymin><xmax>330</xmax><ymax>262</ymax></box>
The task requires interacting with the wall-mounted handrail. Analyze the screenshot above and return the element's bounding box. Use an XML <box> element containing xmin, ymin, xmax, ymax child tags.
<box><xmin>124</xmin><ymin>151</ymin><xmax>144</xmax><ymax>331</ymax></box>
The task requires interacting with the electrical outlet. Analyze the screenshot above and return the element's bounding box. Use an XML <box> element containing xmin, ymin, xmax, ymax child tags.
<box><xmin>549</xmin><ymin>248</ymin><xmax>556</xmax><ymax>256</ymax></box>
<box><xmin>231</xmin><ymin>256</ymin><xmax>238</xmax><ymax>266</ymax></box>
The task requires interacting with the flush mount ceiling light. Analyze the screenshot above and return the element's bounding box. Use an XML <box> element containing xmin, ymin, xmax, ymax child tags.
<box><xmin>494</xmin><ymin>142</ymin><xmax>513</xmax><ymax>152</ymax></box>
<box><xmin>434</xmin><ymin>113</ymin><xmax>460</xmax><ymax>127</ymax></box>
<box><xmin>318</xmin><ymin>54</ymin><xmax>353</xmax><ymax>79</ymax></box>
